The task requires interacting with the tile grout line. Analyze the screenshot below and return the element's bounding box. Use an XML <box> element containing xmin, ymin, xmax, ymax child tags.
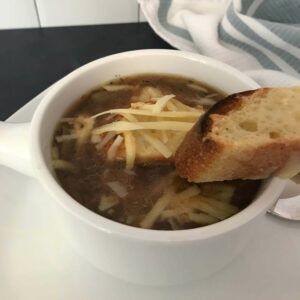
<box><xmin>33</xmin><ymin>0</ymin><xmax>42</xmax><ymax>27</ymax></box>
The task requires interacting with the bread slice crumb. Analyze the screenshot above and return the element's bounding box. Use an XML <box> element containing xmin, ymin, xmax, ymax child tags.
<box><xmin>175</xmin><ymin>86</ymin><xmax>300</xmax><ymax>182</ymax></box>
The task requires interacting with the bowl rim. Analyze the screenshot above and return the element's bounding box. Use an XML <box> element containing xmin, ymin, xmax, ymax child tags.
<box><xmin>30</xmin><ymin>49</ymin><xmax>286</xmax><ymax>243</ymax></box>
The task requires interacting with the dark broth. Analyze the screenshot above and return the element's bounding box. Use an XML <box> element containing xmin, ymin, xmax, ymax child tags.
<box><xmin>52</xmin><ymin>74</ymin><xmax>261</xmax><ymax>230</ymax></box>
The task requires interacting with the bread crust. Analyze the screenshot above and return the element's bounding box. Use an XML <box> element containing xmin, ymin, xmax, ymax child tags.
<box><xmin>175</xmin><ymin>90</ymin><xmax>248</xmax><ymax>181</ymax></box>
<box><xmin>175</xmin><ymin>122</ymin><xmax>223</xmax><ymax>181</ymax></box>
<box><xmin>175</xmin><ymin>88</ymin><xmax>300</xmax><ymax>182</ymax></box>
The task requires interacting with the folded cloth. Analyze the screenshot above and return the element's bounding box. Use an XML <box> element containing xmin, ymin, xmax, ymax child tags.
<box><xmin>139</xmin><ymin>0</ymin><xmax>300</xmax><ymax>87</ymax></box>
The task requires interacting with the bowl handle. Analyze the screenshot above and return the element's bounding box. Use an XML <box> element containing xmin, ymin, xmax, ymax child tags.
<box><xmin>0</xmin><ymin>122</ymin><xmax>33</xmax><ymax>177</ymax></box>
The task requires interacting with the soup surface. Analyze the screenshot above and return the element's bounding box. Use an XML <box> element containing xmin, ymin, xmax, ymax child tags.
<box><xmin>52</xmin><ymin>74</ymin><xmax>261</xmax><ymax>230</ymax></box>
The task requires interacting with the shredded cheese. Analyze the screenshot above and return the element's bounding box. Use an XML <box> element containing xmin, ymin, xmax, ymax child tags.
<box><xmin>187</xmin><ymin>83</ymin><xmax>208</xmax><ymax>93</ymax></box>
<box><xmin>166</xmin><ymin>101</ymin><xmax>178</xmax><ymax>111</ymax></box>
<box><xmin>171</xmin><ymin>99</ymin><xmax>199</xmax><ymax>112</ymax></box>
<box><xmin>75</xmin><ymin>116</ymin><xmax>95</xmax><ymax>144</ymax></box>
<box><xmin>188</xmin><ymin>212</ymin><xmax>219</xmax><ymax>225</ymax></box>
<box><xmin>196</xmin><ymin>196</ymin><xmax>239</xmax><ymax>215</ymax></box>
<box><xmin>161</xmin><ymin>130</ymin><xmax>168</xmax><ymax>143</ymax></box>
<box><xmin>91</xmin><ymin>134</ymin><xmax>102</xmax><ymax>144</ymax></box>
<box><xmin>160</xmin><ymin>209</ymin><xmax>177</xmax><ymax>220</ymax></box>
<box><xmin>131</xmin><ymin>86</ymin><xmax>163</xmax><ymax>102</ymax></box>
<box><xmin>140</xmin><ymin>190</ymin><xmax>174</xmax><ymax>229</ymax></box>
<box><xmin>96</xmin><ymin>132</ymin><xmax>116</xmax><ymax>150</ymax></box>
<box><xmin>189</xmin><ymin>196</ymin><xmax>239</xmax><ymax>220</ymax></box>
<box><xmin>60</xmin><ymin>92</ymin><xmax>205</xmax><ymax>169</ymax></box>
<box><xmin>107</xmin><ymin>135</ymin><xmax>124</xmax><ymax>160</ymax></box>
<box><xmin>157</xmin><ymin>186</ymin><xmax>238</xmax><ymax>227</ymax></box>
<box><xmin>98</xmin><ymin>195</ymin><xmax>119</xmax><ymax>211</ymax></box>
<box><xmin>122</xmin><ymin>113</ymin><xmax>138</xmax><ymax>122</ymax></box>
<box><xmin>106</xmin><ymin>181</ymin><xmax>128</xmax><ymax>198</ymax></box>
<box><xmin>124</xmin><ymin>131</ymin><xmax>136</xmax><ymax>169</ymax></box>
<box><xmin>175</xmin><ymin>185</ymin><xmax>201</xmax><ymax>201</ymax></box>
<box><xmin>102</xmin><ymin>84</ymin><xmax>133</xmax><ymax>91</ymax></box>
<box><xmin>151</xmin><ymin>94</ymin><xmax>175</xmax><ymax>113</ymax></box>
<box><xmin>52</xmin><ymin>159</ymin><xmax>76</xmax><ymax>172</ymax></box>
<box><xmin>138</xmin><ymin>131</ymin><xmax>172</xmax><ymax>158</ymax></box>
<box><xmin>90</xmin><ymin>108</ymin><xmax>202</xmax><ymax>119</ymax></box>
<box><xmin>126</xmin><ymin>215</ymin><xmax>136</xmax><ymax>224</ymax></box>
<box><xmin>55</xmin><ymin>133</ymin><xmax>78</xmax><ymax>142</ymax></box>
<box><xmin>130</xmin><ymin>102</ymin><xmax>154</xmax><ymax>111</ymax></box>
<box><xmin>93</xmin><ymin>121</ymin><xmax>194</xmax><ymax>135</ymax></box>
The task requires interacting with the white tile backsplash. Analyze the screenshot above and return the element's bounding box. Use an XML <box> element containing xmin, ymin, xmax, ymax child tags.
<box><xmin>0</xmin><ymin>0</ymin><xmax>39</xmax><ymax>29</ymax></box>
<box><xmin>36</xmin><ymin>0</ymin><xmax>139</xmax><ymax>27</ymax></box>
<box><xmin>139</xmin><ymin>4</ymin><xmax>147</xmax><ymax>22</ymax></box>
<box><xmin>0</xmin><ymin>0</ymin><xmax>149</xmax><ymax>30</ymax></box>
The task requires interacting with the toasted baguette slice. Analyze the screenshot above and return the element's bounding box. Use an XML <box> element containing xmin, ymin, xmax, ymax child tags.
<box><xmin>175</xmin><ymin>87</ymin><xmax>300</xmax><ymax>182</ymax></box>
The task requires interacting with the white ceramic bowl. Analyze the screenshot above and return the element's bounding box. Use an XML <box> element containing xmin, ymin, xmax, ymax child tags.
<box><xmin>0</xmin><ymin>50</ymin><xmax>286</xmax><ymax>285</ymax></box>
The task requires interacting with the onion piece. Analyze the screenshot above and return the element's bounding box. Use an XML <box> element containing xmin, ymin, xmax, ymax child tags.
<box><xmin>55</xmin><ymin>133</ymin><xmax>78</xmax><ymax>142</ymax></box>
<box><xmin>197</xmin><ymin>98</ymin><xmax>217</xmax><ymax>106</ymax></box>
<box><xmin>166</xmin><ymin>101</ymin><xmax>178</xmax><ymax>111</ymax></box>
<box><xmin>51</xmin><ymin>147</ymin><xmax>59</xmax><ymax>160</ymax></box>
<box><xmin>124</xmin><ymin>169</ymin><xmax>136</xmax><ymax>176</ymax></box>
<box><xmin>98</xmin><ymin>195</ymin><xmax>119</xmax><ymax>211</ymax></box>
<box><xmin>106</xmin><ymin>181</ymin><xmax>128</xmax><ymax>198</ymax></box>
<box><xmin>52</xmin><ymin>159</ymin><xmax>76</xmax><ymax>172</ymax></box>
<box><xmin>188</xmin><ymin>212</ymin><xmax>219</xmax><ymax>225</ymax></box>
<box><xmin>74</xmin><ymin>116</ymin><xmax>95</xmax><ymax>144</ymax></box>
<box><xmin>96</xmin><ymin>131</ymin><xmax>116</xmax><ymax>150</ymax></box>
<box><xmin>102</xmin><ymin>84</ymin><xmax>134</xmax><ymax>91</ymax></box>
<box><xmin>91</xmin><ymin>134</ymin><xmax>102</xmax><ymax>144</ymax></box>
<box><xmin>60</xmin><ymin>117</ymin><xmax>74</xmax><ymax>123</ymax></box>
<box><xmin>167</xmin><ymin>218</ymin><xmax>180</xmax><ymax>230</ymax></box>
<box><xmin>187</xmin><ymin>83</ymin><xmax>208</xmax><ymax>93</ymax></box>
<box><xmin>206</xmin><ymin>93</ymin><xmax>219</xmax><ymax>98</ymax></box>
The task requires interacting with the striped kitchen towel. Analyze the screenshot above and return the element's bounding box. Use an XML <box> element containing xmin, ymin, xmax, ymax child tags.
<box><xmin>139</xmin><ymin>0</ymin><xmax>300</xmax><ymax>87</ymax></box>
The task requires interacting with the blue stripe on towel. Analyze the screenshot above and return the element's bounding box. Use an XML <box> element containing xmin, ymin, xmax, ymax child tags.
<box><xmin>240</xmin><ymin>0</ymin><xmax>257</xmax><ymax>14</ymax></box>
<box><xmin>227</xmin><ymin>3</ymin><xmax>300</xmax><ymax>73</ymax></box>
<box><xmin>157</xmin><ymin>0</ymin><xmax>192</xmax><ymax>41</ymax></box>
<box><xmin>219</xmin><ymin>25</ymin><xmax>281</xmax><ymax>71</ymax></box>
<box><xmin>260</xmin><ymin>21</ymin><xmax>300</xmax><ymax>48</ymax></box>
<box><xmin>252</xmin><ymin>0</ymin><xmax>300</xmax><ymax>24</ymax></box>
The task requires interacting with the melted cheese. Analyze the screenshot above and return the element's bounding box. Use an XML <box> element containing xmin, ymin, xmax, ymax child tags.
<box><xmin>124</xmin><ymin>131</ymin><xmax>136</xmax><ymax>169</ymax></box>
<box><xmin>138</xmin><ymin>131</ymin><xmax>172</xmax><ymax>158</ymax></box>
<box><xmin>107</xmin><ymin>135</ymin><xmax>124</xmax><ymax>160</ymax></box>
